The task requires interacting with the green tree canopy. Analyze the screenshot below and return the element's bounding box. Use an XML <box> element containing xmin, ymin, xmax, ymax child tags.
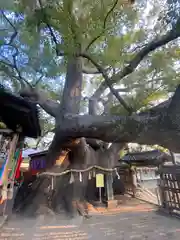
<box><xmin>0</xmin><ymin>0</ymin><xmax>180</xmax><ymax>152</ymax></box>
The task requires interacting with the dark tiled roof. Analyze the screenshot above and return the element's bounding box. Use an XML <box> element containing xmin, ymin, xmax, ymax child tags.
<box><xmin>121</xmin><ymin>150</ymin><xmax>171</xmax><ymax>166</ymax></box>
<box><xmin>0</xmin><ymin>85</ymin><xmax>41</xmax><ymax>138</ymax></box>
<box><xmin>139</xmin><ymin>99</ymin><xmax>170</xmax><ymax>117</ymax></box>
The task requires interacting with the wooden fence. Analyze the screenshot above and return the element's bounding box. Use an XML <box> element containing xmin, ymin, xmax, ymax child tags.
<box><xmin>158</xmin><ymin>165</ymin><xmax>180</xmax><ymax>216</ymax></box>
<box><xmin>118</xmin><ymin>168</ymin><xmax>135</xmax><ymax>196</ymax></box>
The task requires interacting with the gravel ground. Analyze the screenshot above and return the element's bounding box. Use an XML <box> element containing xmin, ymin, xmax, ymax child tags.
<box><xmin>0</xmin><ymin>209</ymin><xmax>180</xmax><ymax>240</ymax></box>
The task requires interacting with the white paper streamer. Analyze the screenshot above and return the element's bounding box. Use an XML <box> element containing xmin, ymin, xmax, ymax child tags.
<box><xmin>69</xmin><ymin>172</ymin><xmax>74</xmax><ymax>184</ymax></box>
<box><xmin>51</xmin><ymin>177</ymin><xmax>54</xmax><ymax>190</ymax></box>
<box><xmin>93</xmin><ymin>169</ymin><xmax>96</xmax><ymax>178</ymax></box>
<box><xmin>115</xmin><ymin>168</ymin><xmax>120</xmax><ymax>179</ymax></box>
<box><xmin>79</xmin><ymin>172</ymin><xmax>82</xmax><ymax>182</ymax></box>
<box><xmin>88</xmin><ymin>171</ymin><xmax>92</xmax><ymax>180</ymax></box>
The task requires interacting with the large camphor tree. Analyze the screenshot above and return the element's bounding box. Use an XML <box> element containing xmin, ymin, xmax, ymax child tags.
<box><xmin>1</xmin><ymin>0</ymin><xmax>180</xmax><ymax>216</ymax></box>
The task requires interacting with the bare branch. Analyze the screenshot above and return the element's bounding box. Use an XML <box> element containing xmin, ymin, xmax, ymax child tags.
<box><xmin>1</xmin><ymin>10</ymin><xmax>18</xmax><ymax>45</ymax></box>
<box><xmin>33</xmin><ymin>74</ymin><xmax>44</xmax><ymax>86</ymax></box>
<box><xmin>131</xmin><ymin>43</ymin><xmax>147</xmax><ymax>53</ymax></box>
<box><xmin>113</xmin><ymin>29</ymin><xmax>180</xmax><ymax>81</ymax></box>
<box><xmin>37</xmin><ymin>0</ymin><xmax>64</xmax><ymax>56</ymax></box>
<box><xmin>91</xmin><ymin>27</ymin><xmax>180</xmax><ymax>99</ymax></box>
<box><xmin>35</xmin><ymin>127</ymin><xmax>55</xmax><ymax>148</ymax></box>
<box><xmin>80</xmin><ymin>53</ymin><xmax>133</xmax><ymax>114</ymax></box>
<box><xmin>0</xmin><ymin>12</ymin><xmax>32</xmax><ymax>88</ymax></box>
<box><xmin>0</xmin><ymin>59</ymin><xmax>12</xmax><ymax>68</ymax></box>
<box><xmin>85</xmin><ymin>0</ymin><xmax>118</xmax><ymax>51</ymax></box>
<box><xmin>12</xmin><ymin>48</ymin><xmax>32</xmax><ymax>87</ymax></box>
<box><xmin>82</xmin><ymin>57</ymin><xmax>111</xmax><ymax>74</ymax></box>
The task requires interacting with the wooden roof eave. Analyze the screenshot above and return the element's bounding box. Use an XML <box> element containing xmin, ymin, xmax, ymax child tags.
<box><xmin>0</xmin><ymin>85</ymin><xmax>41</xmax><ymax>138</ymax></box>
<box><xmin>0</xmin><ymin>129</ymin><xmax>13</xmax><ymax>134</ymax></box>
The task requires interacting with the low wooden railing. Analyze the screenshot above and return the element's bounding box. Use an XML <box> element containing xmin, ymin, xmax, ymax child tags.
<box><xmin>158</xmin><ymin>165</ymin><xmax>180</xmax><ymax>216</ymax></box>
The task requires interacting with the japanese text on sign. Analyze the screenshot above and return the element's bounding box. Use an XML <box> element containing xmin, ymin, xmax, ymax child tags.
<box><xmin>96</xmin><ymin>173</ymin><xmax>104</xmax><ymax>188</ymax></box>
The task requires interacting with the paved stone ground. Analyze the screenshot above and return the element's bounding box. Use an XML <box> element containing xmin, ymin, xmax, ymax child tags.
<box><xmin>0</xmin><ymin>207</ymin><xmax>180</xmax><ymax>240</ymax></box>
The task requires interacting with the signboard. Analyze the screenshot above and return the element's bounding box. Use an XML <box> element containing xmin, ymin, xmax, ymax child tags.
<box><xmin>96</xmin><ymin>173</ymin><xmax>104</xmax><ymax>188</ymax></box>
<box><xmin>30</xmin><ymin>159</ymin><xmax>46</xmax><ymax>170</ymax></box>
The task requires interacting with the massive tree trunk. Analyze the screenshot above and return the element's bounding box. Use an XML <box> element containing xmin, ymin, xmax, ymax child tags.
<box><xmin>15</xmin><ymin>82</ymin><xmax>180</xmax><ymax>218</ymax></box>
<box><xmin>16</xmin><ymin>77</ymin><xmax>180</xmax><ymax>218</ymax></box>
<box><xmin>15</xmin><ymin>138</ymin><xmax>123</xmax><ymax>217</ymax></box>
<box><xmin>15</xmin><ymin>23</ymin><xmax>180</xmax><ymax>217</ymax></box>
<box><xmin>16</xmin><ymin>55</ymin><xmax>121</xmax><ymax>217</ymax></box>
<box><xmin>3</xmin><ymin>0</ymin><xmax>180</xmax><ymax>217</ymax></box>
<box><xmin>16</xmin><ymin>77</ymin><xmax>125</xmax><ymax>217</ymax></box>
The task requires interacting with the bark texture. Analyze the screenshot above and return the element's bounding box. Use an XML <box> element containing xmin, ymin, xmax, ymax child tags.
<box><xmin>15</xmin><ymin>20</ymin><xmax>180</xmax><ymax>217</ymax></box>
<box><xmin>17</xmin><ymin>73</ymin><xmax>180</xmax><ymax>217</ymax></box>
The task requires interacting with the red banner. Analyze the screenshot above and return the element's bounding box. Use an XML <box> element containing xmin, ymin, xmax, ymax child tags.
<box><xmin>15</xmin><ymin>151</ymin><xmax>23</xmax><ymax>180</ymax></box>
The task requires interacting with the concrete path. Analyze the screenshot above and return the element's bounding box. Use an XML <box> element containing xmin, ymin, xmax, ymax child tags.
<box><xmin>0</xmin><ymin>207</ymin><xmax>180</xmax><ymax>239</ymax></box>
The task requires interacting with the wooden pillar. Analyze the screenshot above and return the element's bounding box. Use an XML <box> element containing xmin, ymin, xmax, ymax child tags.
<box><xmin>106</xmin><ymin>173</ymin><xmax>114</xmax><ymax>201</ymax></box>
<box><xmin>106</xmin><ymin>172</ymin><xmax>117</xmax><ymax>209</ymax></box>
<box><xmin>131</xmin><ymin>167</ymin><xmax>137</xmax><ymax>198</ymax></box>
<box><xmin>158</xmin><ymin>174</ymin><xmax>166</xmax><ymax>208</ymax></box>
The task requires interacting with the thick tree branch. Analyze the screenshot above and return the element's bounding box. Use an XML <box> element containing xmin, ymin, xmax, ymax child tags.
<box><xmin>91</xmin><ymin>27</ymin><xmax>180</xmax><ymax>99</ymax></box>
<box><xmin>82</xmin><ymin>58</ymin><xmax>111</xmax><ymax>74</ymax></box>
<box><xmin>53</xmin><ymin>85</ymin><xmax>180</xmax><ymax>153</ymax></box>
<box><xmin>20</xmin><ymin>87</ymin><xmax>60</xmax><ymax>117</ymax></box>
<box><xmin>62</xmin><ymin>113</ymin><xmax>158</xmax><ymax>143</ymax></box>
<box><xmin>87</xmin><ymin>94</ymin><xmax>105</xmax><ymax>150</ymax></box>
<box><xmin>113</xmin><ymin>28</ymin><xmax>180</xmax><ymax>81</ymax></box>
<box><xmin>81</xmin><ymin>53</ymin><xmax>133</xmax><ymax>114</ymax></box>
<box><xmin>106</xmin><ymin>143</ymin><xmax>125</xmax><ymax>156</ymax></box>
<box><xmin>102</xmin><ymin>92</ymin><xmax>113</xmax><ymax>115</ymax></box>
<box><xmin>85</xmin><ymin>0</ymin><xmax>118</xmax><ymax>51</ymax></box>
<box><xmin>35</xmin><ymin>127</ymin><xmax>55</xmax><ymax>148</ymax></box>
<box><xmin>82</xmin><ymin>66</ymin><xmax>100</xmax><ymax>74</ymax></box>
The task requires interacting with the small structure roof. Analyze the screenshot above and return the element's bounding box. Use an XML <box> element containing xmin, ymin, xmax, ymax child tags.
<box><xmin>22</xmin><ymin>148</ymin><xmax>43</xmax><ymax>158</ymax></box>
<box><xmin>28</xmin><ymin>150</ymin><xmax>48</xmax><ymax>158</ymax></box>
<box><xmin>120</xmin><ymin>150</ymin><xmax>171</xmax><ymax>166</ymax></box>
<box><xmin>0</xmin><ymin>85</ymin><xmax>41</xmax><ymax>138</ymax></box>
